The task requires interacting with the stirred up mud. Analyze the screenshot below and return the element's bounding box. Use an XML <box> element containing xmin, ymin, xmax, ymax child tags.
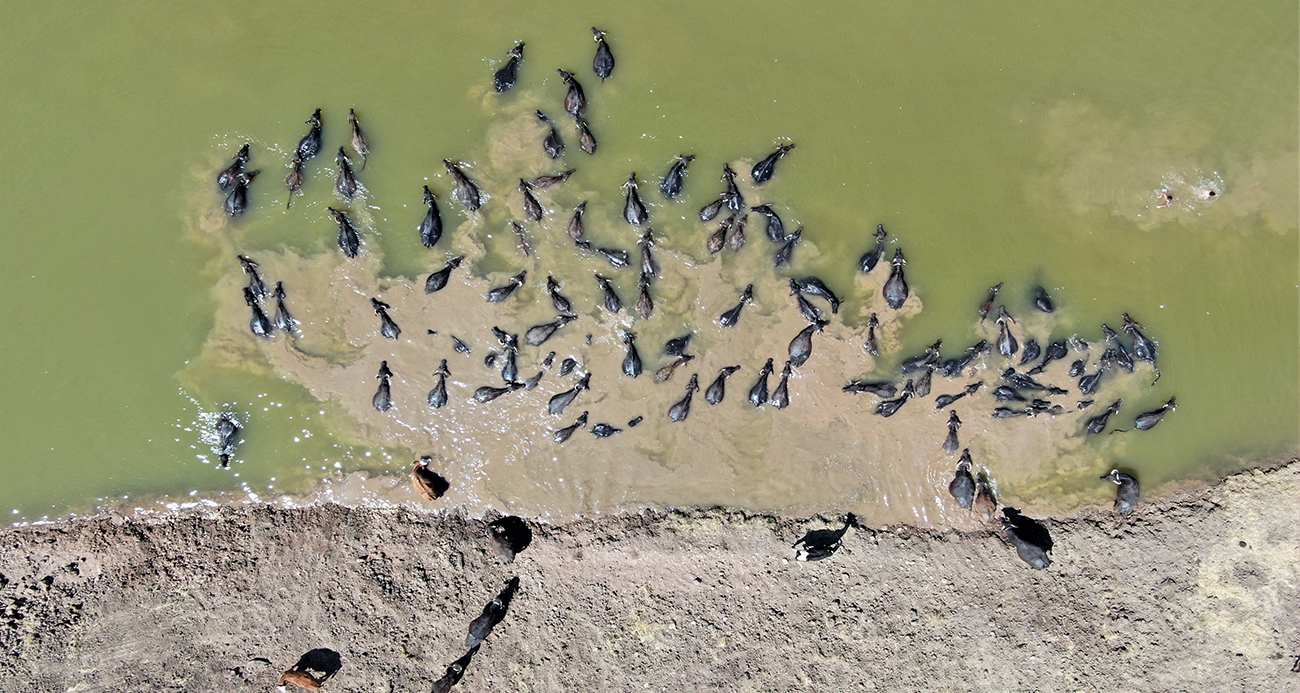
<box><xmin>186</xmin><ymin>105</ymin><xmax>1165</xmax><ymax>528</ymax></box>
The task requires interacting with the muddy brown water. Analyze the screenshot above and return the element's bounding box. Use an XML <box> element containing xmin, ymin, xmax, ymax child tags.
<box><xmin>187</xmin><ymin>111</ymin><xmax>1165</xmax><ymax>528</ymax></box>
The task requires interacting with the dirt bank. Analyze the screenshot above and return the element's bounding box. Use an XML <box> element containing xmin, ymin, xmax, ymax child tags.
<box><xmin>1</xmin><ymin>461</ymin><xmax>1295</xmax><ymax>692</ymax></box>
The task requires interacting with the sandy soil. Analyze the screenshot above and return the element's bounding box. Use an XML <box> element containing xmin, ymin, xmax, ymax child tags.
<box><xmin>1</xmin><ymin>460</ymin><xmax>1295</xmax><ymax>693</ymax></box>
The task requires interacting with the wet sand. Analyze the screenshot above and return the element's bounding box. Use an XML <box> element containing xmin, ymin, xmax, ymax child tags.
<box><xmin>1</xmin><ymin>459</ymin><xmax>1294</xmax><ymax>692</ymax></box>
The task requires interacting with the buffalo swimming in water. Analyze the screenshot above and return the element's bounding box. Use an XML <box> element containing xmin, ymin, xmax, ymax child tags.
<box><xmin>272</xmin><ymin>282</ymin><xmax>297</xmax><ymax>334</ymax></box>
<box><xmin>535</xmin><ymin>110</ymin><xmax>565</xmax><ymax>160</ymax></box>
<box><xmin>978</xmin><ymin>282</ymin><xmax>1002</xmax><ymax>322</ymax></box>
<box><xmin>554</xmin><ymin>411</ymin><xmax>589</xmax><ymax>443</ymax></box>
<box><xmin>370</xmin><ymin>298</ymin><xmax>401</xmax><ymax>340</ymax></box>
<box><xmin>719</xmin><ymin>284</ymin><xmax>753</xmax><ymax>328</ymax></box>
<box><xmin>668</xmin><ymin>374</ymin><xmax>700</xmax><ymax>422</ymax></box>
<box><xmin>425</xmin><ymin>256</ymin><xmax>464</xmax><ymax>294</ymax></box>
<box><xmin>215</xmin><ymin>411</ymin><xmax>241</xmax><ymax>468</ymax></box>
<box><xmin>941</xmin><ymin>410</ymin><xmax>962</xmax><ymax>453</ymax></box>
<box><xmin>557</xmin><ymin>69</ymin><xmax>586</xmax><ymax>117</ymax></box>
<box><xmin>621</xmin><ymin>332</ymin><xmax>643</xmax><ymax>378</ymax></box>
<box><xmin>858</xmin><ymin>224</ymin><xmax>887</xmax><ymax>274</ymax></box>
<box><xmin>284</xmin><ymin>152</ymin><xmax>304</xmax><ymax>208</ymax></box>
<box><xmin>1122</xmin><ymin>313</ymin><xmax>1159</xmax><ymax>381</ymax></box>
<box><xmin>882</xmin><ymin>249</ymin><xmax>910</xmax><ymax>310</ymax></box>
<box><xmin>706</xmin><ymin>215</ymin><xmax>732</xmax><ymax>255</ymax></box>
<box><xmin>1084</xmin><ymin>399</ymin><xmax>1123</xmax><ymax>435</ymax></box>
<box><xmin>335</xmin><ymin>147</ymin><xmax>358</xmax><ymax>200</ymax></box>
<box><xmin>373</xmin><ymin>361</ymin><xmax>394</xmax><ymax>412</ymax></box>
<box><xmin>237</xmin><ymin>255</ymin><xmax>268</xmax><ymax>301</ymax></box>
<box><xmin>519</xmin><ymin>179</ymin><xmax>545</xmax><ymax>222</ymax></box>
<box><xmin>947</xmin><ymin>449</ymin><xmax>975</xmax><ymax>509</ymax></box>
<box><xmin>663</xmin><ymin>334</ymin><xmax>692</xmax><ymax>357</ymax></box>
<box><xmin>771</xmin><ymin>360</ymin><xmax>793</xmax><ymax>409</ymax></box>
<box><xmin>1115</xmin><ymin>397</ymin><xmax>1176</xmax><ymax>432</ymax></box>
<box><xmin>842</xmin><ymin>380</ymin><xmax>897</xmax><ymax>398</ymax></box>
<box><xmin>751</xmin><ymin>204</ymin><xmax>786</xmax><ymax>243</ymax></box>
<box><xmin>224</xmin><ymin>170</ymin><xmax>258</xmax><ymax>217</ymax></box>
<box><xmin>1027</xmin><ymin>339</ymin><xmax>1068</xmax><ymax>376</ymax></box>
<box><xmin>418</xmin><ymin>185</ymin><xmax>444</xmax><ymax>248</ymax></box>
<box><xmin>549</xmin><ymin>373</ymin><xmax>591</xmax><ymax>415</ymax></box>
<box><xmin>1100</xmin><ymin>324</ymin><xmax>1135</xmax><ymax>374</ymax></box>
<box><xmin>862</xmin><ymin>314</ymin><xmax>880</xmax><ymax>356</ymax></box>
<box><xmin>296</xmin><ymin>109</ymin><xmax>323</xmax><ymax>161</ymax></box>
<box><xmin>749</xmin><ymin>358</ymin><xmax>775</xmax><ymax>407</ymax></box>
<box><xmin>751</xmin><ymin>143</ymin><xmax>795</xmax><ymax>184</ymax></box>
<box><xmin>525</xmin><ymin>315</ymin><xmax>577</xmax><ymax>346</ymax></box>
<box><xmin>546</xmin><ymin>275</ymin><xmax>574</xmax><ymax>315</ymax></box>
<box><xmin>875</xmin><ymin>379</ymin><xmax>914</xmax><ymax>418</ymax></box>
<box><xmin>566</xmin><ymin>202</ymin><xmax>587</xmax><ymax>242</ymax></box>
<box><xmin>706</xmin><ymin>365</ymin><xmax>742</xmax><ymax>405</ymax></box>
<box><xmin>721</xmin><ymin>164</ymin><xmax>744</xmax><ymax>211</ymax></box>
<box><xmin>661</xmin><ymin>155</ymin><xmax>694</xmax><ymax>198</ymax></box>
<box><xmin>574</xmin><ymin>115</ymin><xmax>598</xmax><ymax>154</ymax></box>
<box><xmin>244</xmin><ymin>287</ymin><xmax>273</xmax><ymax>338</ymax></box>
<box><xmin>1033</xmin><ymin>286</ymin><xmax>1054</xmax><ymax>313</ymax></box>
<box><xmin>327</xmin><ymin>207</ymin><xmax>361</xmax><ymax>258</ymax></box>
<box><xmin>934</xmin><ymin>382</ymin><xmax>983</xmax><ymax>409</ymax></box>
<box><xmin>595</xmin><ymin>273</ymin><xmax>621</xmax><ymax>313</ymax></box>
<box><xmin>493</xmin><ymin>42</ymin><xmax>525</xmax><ymax>92</ymax></box>
<box><xmin>791</xmin><ymin>276</ymin><xmax>842</xmax><ymax>314</ymax></box>
<box><xmin>699</xmin><ymin>197</ymin><xmax>726</xmax><ymax>222</ymax></box>
<box><xmin>773</xmin><ymin>226</ymin><xmax>801</xmax><ymax>268</ymax></box>
<box><xmin>636</xmin><ymin>274</ymin><xmax>654</xmax><ymax>318</ymax></box>
<box><xmin>654</xmin><ymin>354</ymin><xmax>694</xmax><ymax>383</ymax></box>
<box><xmin>347</xmin><ymin>108</ymin><xmax>369</xmax><ymax>169</ymax></box>
<box><xmin>900</xmin><ymin>339</ymin><xmax>942</xmax><ymax>374</ymax></box>
<box><xmin>533</xmin><ymin>169</ymin><xmax>574</xmax><ymax>189</ymax></box>
<box><xmin>444</xmin><ymin>160</ymin><xmax>483</xmax><ymax>212</ymax></box>
<box><xmin>474</xmin><ymin>381</ymin><xmax>525</xmax><ymax>404</ymax></box>
<box><xmin>788</xmin><ymin>319</ymin><xmax>827</xmax><ymax>367</ymax></box>
<box><xmin>638</xmin><ymin>229</ymin><xmax>659</xmax><ymax>278</ymax></box>
<box><xmin>575</xmin><ymin>239</ymin><xmax>630</xmax><ymax>268</ymax></box>
<box><xmin>1020</xmin><ymin>338</ymin><xmax>1041</xmax><ymax>366</ymax></box>
<box><xmin>973</xmin><ymin>472</ymin><xmax>998</xmax><ymax>523</ymax></box>
<box><xmin>217</xmin><ymin>143</ymin><xmax>250</xmax><ymax>192</ymax></box>
<box><xmin>995</xmin><ymin>306</ymin><xmax>1018</xmax><ymax>358</ymax></box>
<box><xmin>728</xmin><ymin>213</ymin><xmax>748</xmax><ymax>251</ymax></box>
<box><xmin>485</xmin><ymin>271</ymin><xmax>527</xmax><ymax>303</ymax></box>
<box><xmin>623</xmin><ymin>173</ymin><xmax>649</xmax><ymax>225</ymax></box>
<box><xmin>592</xmin><ymin>28</ymin><xmax>615</xmax><ymax>80</ymax></box>
<box><xmin>427</xmin><ymin>360</ymin><xmax>450</xmax><ymax>409</ymax></box>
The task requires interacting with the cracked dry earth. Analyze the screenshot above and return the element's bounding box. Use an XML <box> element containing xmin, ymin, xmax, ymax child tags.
<box><xmin>0</xmin><ymin>461</ymin><xmax>1295</xmax><ymax>692</ymax></box>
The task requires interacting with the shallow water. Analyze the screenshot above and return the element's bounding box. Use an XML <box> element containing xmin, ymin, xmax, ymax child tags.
<box><xmin>0</xmin><ymin>1</ymin><xmax>1295</xmax><ymax>524</ymax></box>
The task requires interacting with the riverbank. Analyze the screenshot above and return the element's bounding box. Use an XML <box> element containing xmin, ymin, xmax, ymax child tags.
<box><xmin>1</xmin><ymin>459</ymin><xmax>1295</xmax><ymax>692</ymax></box>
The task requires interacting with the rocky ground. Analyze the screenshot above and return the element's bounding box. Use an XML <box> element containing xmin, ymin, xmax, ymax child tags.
<box><xmin>0</xmin><ymin>460</ymin><xmax>1295</xmax><ymax>693</ymax></box>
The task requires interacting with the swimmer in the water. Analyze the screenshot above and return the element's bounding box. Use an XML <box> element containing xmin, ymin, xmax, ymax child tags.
<box><xmin>1156</xmin><ymin>190</ymin><xmax>1173</xmax><ymax>208</ymax></box>
<box><xmin>1197</xmin><ymin>187</ymin><xmax>1217</xmax><ymax>200</ymax></box>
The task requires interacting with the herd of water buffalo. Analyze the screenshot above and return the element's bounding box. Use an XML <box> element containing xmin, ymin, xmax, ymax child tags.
<box><xmin>208</xmin><ymin>29</ymin><xmax>1172</xmax><ymax>691</ymax></box>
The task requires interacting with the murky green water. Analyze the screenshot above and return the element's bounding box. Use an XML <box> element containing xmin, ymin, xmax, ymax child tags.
<box><xmin>1</xmin><ymin>1</ymin><xmax>1295</xmax><ymax>523</ymax></box>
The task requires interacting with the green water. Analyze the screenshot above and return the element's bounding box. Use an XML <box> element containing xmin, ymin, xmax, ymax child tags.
<box><xmin>0</xmin><ymin>1</ymin><xmax>1295</xmax><ymax>521</ymax></box>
